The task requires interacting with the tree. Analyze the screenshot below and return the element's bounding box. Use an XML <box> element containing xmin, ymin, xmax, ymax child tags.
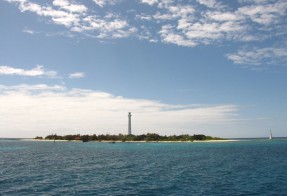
<box><xmin>193</xmin><ymin>134</ymin><xmax>206</xmax><ymax>140</ymax></box>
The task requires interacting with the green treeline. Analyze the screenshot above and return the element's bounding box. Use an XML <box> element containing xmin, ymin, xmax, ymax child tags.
<box><xmin>35</xmin><ymin>133</ymin><xmax>224</xmax><ymax>142</ymax></box>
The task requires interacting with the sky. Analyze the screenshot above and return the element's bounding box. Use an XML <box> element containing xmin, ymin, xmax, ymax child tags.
<box><xmin>0</xmin><ymin>0</ymin><xmax>287</xmax><ymax>138</ymax></box>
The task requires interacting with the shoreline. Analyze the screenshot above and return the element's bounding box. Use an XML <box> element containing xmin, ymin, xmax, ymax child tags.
<box><xmin>193</xmin><ymin>139</ymin><xmax>239</xmax><ymax>143</ymax></box>
<box><xmin>22</xmin><ymin>139</ymin><xmax>239</xmax><ymax>143</ymax></box>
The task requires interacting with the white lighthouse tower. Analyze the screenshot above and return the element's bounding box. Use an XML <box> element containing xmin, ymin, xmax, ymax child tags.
<box><xmin>128</xmin><ymin>112</ymin><xmax>132</xmax><ymax>135</ymax></box>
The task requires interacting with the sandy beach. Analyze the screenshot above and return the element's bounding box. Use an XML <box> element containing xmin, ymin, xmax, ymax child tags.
<box><xmin>193</xmin><ymin>139</ymin><xmax>239</xmax><ymax>143</ymax></box>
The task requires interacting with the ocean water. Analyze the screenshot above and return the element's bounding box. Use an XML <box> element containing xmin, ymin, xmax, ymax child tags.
<box><xmin>1</xmin><ymin>139</ymin><xmax>287</xmax><ymax>195</ymax></box>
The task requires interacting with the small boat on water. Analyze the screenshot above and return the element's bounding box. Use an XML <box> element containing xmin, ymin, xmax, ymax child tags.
<box><xmin>269</xmin><ymin>130</ymin><xmax>273</xmax><ymax>140</ymax></box>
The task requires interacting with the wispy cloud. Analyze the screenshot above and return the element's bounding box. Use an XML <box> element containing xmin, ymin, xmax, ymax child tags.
<box><xmin>196</xmin><ymin>0</ymin><xmax>224</xmax><ymax>9</ymax></box>
<box><xmin>72</xmin><ymin>15</ymin><xmax>137</xmax><ymax>39</ymax></box>
<box><xmin>0</xmin><ymin>84</ymin><xmax>65</xmax><ymax>92</ymax></box>
<box><xmin>22</xmin><ymin>28</ymin><xmax>35</xmax><ymax>34</ymax></box>
<box><xmin>237</xmin><ymin>1</ymin><xmax>287</xmax><ymax>26</ymax></box>
<box><xmin>140</xmin><ymin>0</ymin><xmax>158</xmax><ymax>6</ymax></box>
<box><xmin>6</xmin><ymin>0</ymin><xmax>287</xmax><ymax>42</ymax></box>
<box><xmin>0</xmin><ymin>84</ymin><xmax>239</xmax><ymax>137</ymax></box>
<box><xmin>0</xmin><ymin>65</ymin><xmax>57</xmax><ymax>78</ymax></box>
<box><xmin>69</xmin><ymin>72</ymin><xmax>86</xmax><ymax>79</ymax></box>
<box><xmin>4</xmin><ymin>0</ymin><xmax>287</xmax><ymax>67</ymax></box>
<box><xmin>6</xmin><ymin>0</ymin><xmax>287</xmax><ymax>43</ymax></box>
<box><xmin>140</xmin><ymin>0</ymin><xmax>266</xmax><ymax>46</ymax></box>
<box><xmin>226</xmin><ymin>46</ymin><xmax>287</xmax><ymax>69</ymax></box>
<box><xmin>93</xmin><ymin>0</ymin><xmax>118</xmax><ymax>7</ymax></box>
<box><xmin>159</xmin><ymin>24</ymin><xmax>197</xmax><ymax>47</ymax></box>
<box><xmin>53</xmin><ymin>0</ymin><xmax>87</xmax><ymax>13</ymax></box>
<box><xmin>5</xmin><ymin>0</ymin><xmax>136</xmax><ymax>39</ymax></box>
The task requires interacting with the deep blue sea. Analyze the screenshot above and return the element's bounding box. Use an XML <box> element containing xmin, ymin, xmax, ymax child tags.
<box><xmin>1</xmin><ymin>139</ymin><xmax>287</xmax><ymax>195</ymax></box>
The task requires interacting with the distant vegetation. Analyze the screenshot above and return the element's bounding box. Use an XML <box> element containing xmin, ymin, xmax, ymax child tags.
<box><xmin>36</xmin><ymin>133</ymin><xmax>224</xmax><ymax>142</ymax></box>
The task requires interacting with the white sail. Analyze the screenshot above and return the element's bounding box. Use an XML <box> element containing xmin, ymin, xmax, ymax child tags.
<box><xmin>269</xmin><ymin>130</ymin><xmax>273</xmax><ymax>140</ymax></box>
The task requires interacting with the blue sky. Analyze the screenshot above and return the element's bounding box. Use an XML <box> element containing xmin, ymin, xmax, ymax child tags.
<box><xmin>1</xmin><ymin>0</ymin><xmax>287</xmax><ymax>138</ymax></box>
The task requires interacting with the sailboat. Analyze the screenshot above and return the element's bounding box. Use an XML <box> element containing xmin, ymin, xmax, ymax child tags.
<box><xmin>269</xmin><ymin>130</ymin><xmax>273</xmax><ymax>140</ymax></box>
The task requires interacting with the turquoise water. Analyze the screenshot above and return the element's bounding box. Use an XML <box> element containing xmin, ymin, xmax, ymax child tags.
<box><xmin>1</xmin><ymin>139</ymin><xmax>287</xmax><ymax>195</ymax></box>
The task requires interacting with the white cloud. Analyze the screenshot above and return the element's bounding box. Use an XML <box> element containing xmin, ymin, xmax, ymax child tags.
<box><xmin>73</xmin><ymin>15</ymin><xmax>137</xmax><ymax>38</ymax></box>
<box><xmin>0</xmin><ymin>65</ymin><xmax>57</xmax><ymax>78</ymax></box>
<box><xmin>154</xmin><ymin>1</ymin><xmax>260</xmax><ymax>47</ymax></box>
<box><xmin>159</xmin><ymin>25</ymin><xmax>197</xmax><ymax>47</ymax></box>
<box><xmin>22</xmin><ymin>28</ymin><xmax>35</xmax><ymax>34</ymax></box>
<box><xmin>137</xmin><ymin>0</ymin><xmax>287</xmax><ymax>50</ymax></box>
<box><xmin>139</xmin><ymin>1</ymin><xmax>251</xmax><ymax>47</ymax></box>
<box><xmin>238</xmin><ymin>1</ymin><xmax>287</xmax><ymax>25</ymax></box>
<box><xmin>196</xmin><ymin>0</ymin><xmax>217</xmax><ymax>8</ymax></box>
<box><xmin>10</xmin><ymin>0</ymin><xmax>82</xmax><ymax>27</ymax></box>
<box><xmin>5</xmin><ymin>0</ymin><xmax>134</xmax><ymax>38</ymax></box>
<box><xmin>205</xmin><ymin>11</ymin><xmax>242</xmax><ymax>22</ymax></box>
<box><xmin>4</xmin><ymin>0</ymin><xmax>287</xmax><ymax>66</ymax></box>
<box><xmin>0</xmin><ymin>84</ymin><xmax>239</xmax><ymax>138</ymax></box>
<box><xmin>93</xmin><ymin>0</ymin><xmax>118</xmax><ymax>7</ymax></box>
<box><xmin>69</xmin><ymin>72</ymin><xmax>86</xmax><ymax>79</ymax></box>
<box><xmin>153</xmin><ymin>12</ymin><xmax>175</xmax><ymax>21</ymax></box>
<box><xmin>136</xmin><ymin>14</ymin><xmax>153</xmax><ymax>21</ymax></box>
<box><xmin>53</xmin><ymin>0</ymin><xmax>87</xmax><ymax>13</ymax></box>
<box><xmin>0</xmin><ymin>84</ymin><xmax>65</xmax><ymax>92</ymax></box>
<box><xmin>197</xmin><ymin>0</ymin><xmax>227</xmax><ymax>10</ymax></box>
<box><xmin>227</xmin><ymin>46</ymin><xmax>287</xmax><ymax>68</ymax></box>
<box><xmin>140</xmin><ymin>0</ymin><xmax>158</xmax><ymax>6</ymax></box>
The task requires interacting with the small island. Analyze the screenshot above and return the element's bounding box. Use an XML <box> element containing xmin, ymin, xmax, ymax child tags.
<box><xmin>34</xmin><ymin>133</ymin><xmax>226</xmax><ymax>142</ymax></box>
<box><xmin>33</xmin><ymin>113</ymin><xmax>234</xmax><ymax>143</ymax></box>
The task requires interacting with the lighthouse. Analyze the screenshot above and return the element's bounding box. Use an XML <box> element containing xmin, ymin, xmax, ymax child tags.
<box><xmin>128</xmin><ymin>112</ymin><xmax>132</xmax><ymax>135</ymax></box>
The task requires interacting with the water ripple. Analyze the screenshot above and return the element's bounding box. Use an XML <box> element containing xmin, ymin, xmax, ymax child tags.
<box><xmin>0</xmin><ymin>140</ymin><xmax>287</xmax><ymax>195</ymax></box>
